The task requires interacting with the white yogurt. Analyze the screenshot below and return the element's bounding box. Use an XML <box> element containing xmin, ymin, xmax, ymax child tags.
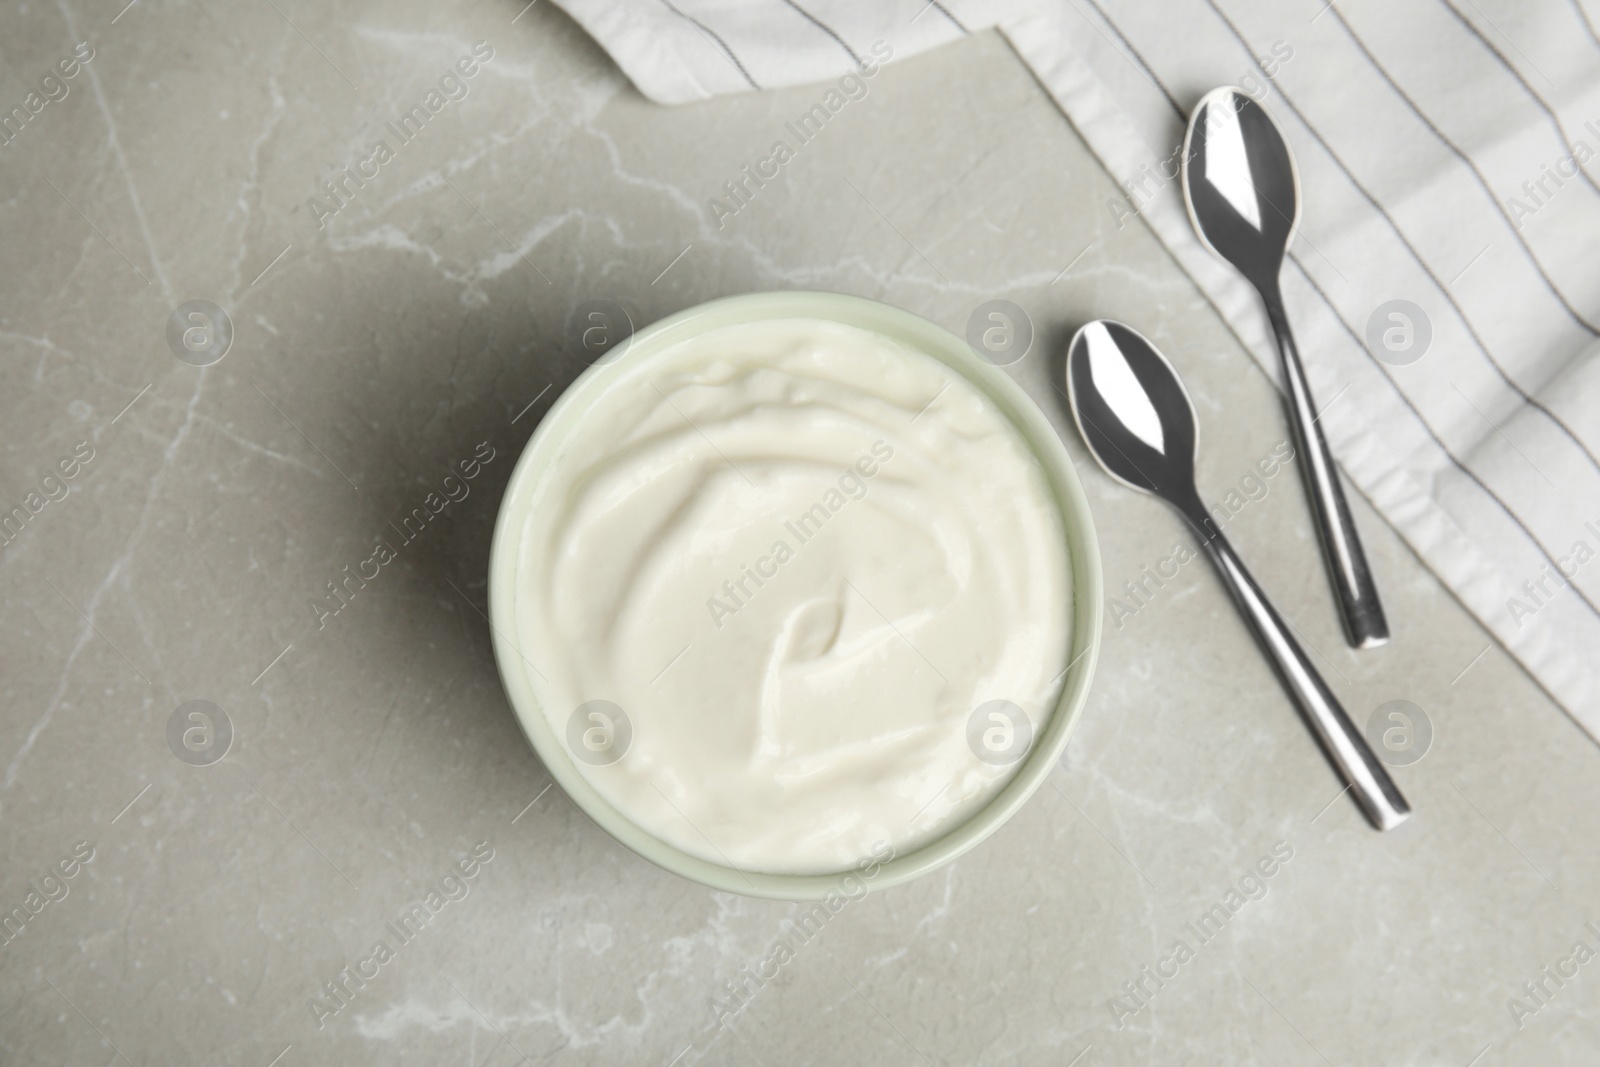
<box><xmin>515</xmin><ymin>317</ymin><xmax>1070</xmax><ymax>874</ymax></box>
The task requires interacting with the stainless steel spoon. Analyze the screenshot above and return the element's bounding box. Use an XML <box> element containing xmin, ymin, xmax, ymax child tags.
<box><xmin>1182</xmin><ymin>86</ymin><xmax>1390</xmax><ymax>650</ymax></box>
<box><xmin>1066</xmin><ymin>319</ymin><xmax>1409</xmax><ymax>831</ymax></box>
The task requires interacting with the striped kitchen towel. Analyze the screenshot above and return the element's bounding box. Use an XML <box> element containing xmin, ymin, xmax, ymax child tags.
<box><xmin>551</xmin><ymin>0</ymin><xmax>1600</xmax><ymax>739</ymax></box>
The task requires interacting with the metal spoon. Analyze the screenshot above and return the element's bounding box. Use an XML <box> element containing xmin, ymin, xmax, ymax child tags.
<box><xmin>1182</xmin><ymin>86</ymin><xmax>1390</xmax><ymax>650</ymax></box>
<box><xmin>1066</xmin><ymin>319</ymin><xmax>1409</xmax><ymax>831</ymax></box>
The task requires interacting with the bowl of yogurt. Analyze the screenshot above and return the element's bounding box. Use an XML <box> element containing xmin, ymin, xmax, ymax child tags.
<box><xmin>488</xmin><ymin>291</ymin><xmax>1101</xmax><ymax>899</ymax></box>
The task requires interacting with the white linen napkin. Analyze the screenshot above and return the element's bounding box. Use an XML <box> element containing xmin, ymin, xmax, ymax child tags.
<box><xmin>551</xmin><ymin>0</ymin><xmax>1600</xmax><ymax>739</ymax></box>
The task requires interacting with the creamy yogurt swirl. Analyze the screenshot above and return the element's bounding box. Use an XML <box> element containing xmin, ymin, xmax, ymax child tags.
<box><xmin>515</xmin><ymin>317</ymin><xmax>1070</xmax><ymax>874</ymax></box>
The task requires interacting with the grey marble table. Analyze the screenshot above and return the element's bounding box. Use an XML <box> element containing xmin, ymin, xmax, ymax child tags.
<box><xmin>3</xmin><ymin>3</ymin><xmax>1598</xmax><ymax>1065</ymax></box>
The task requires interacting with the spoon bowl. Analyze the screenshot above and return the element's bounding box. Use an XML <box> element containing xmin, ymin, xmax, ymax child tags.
<box><xmin>1065</xmin><ymin>319</ymin><xmax>1202</xmax><ymax>515</ymax></box>
<box><xmin>1182</xmin><ymin>89</ymin><xmax>1300</xmax><ymax>293</ymax></box>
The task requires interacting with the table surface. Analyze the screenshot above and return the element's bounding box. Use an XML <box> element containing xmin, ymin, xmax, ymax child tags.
<box><xmin>4</xmin><ymin>4</ymin><xmax>1598</xmax><ymax>1065</ymax></box>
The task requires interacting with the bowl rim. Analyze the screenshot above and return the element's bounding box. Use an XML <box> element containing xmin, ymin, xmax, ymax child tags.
<box><xmin>487</xmin><ymin>290</ymin><xmax>1102</xmax><ymax>900</ymax></box>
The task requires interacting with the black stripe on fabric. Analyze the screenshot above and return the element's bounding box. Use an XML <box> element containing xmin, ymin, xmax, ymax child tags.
<box><xmin>658</xmin><ymin>0</ymin><xmax>761</xmax><ymax>90</ymax></box>
<box><xmin>1288</xmin><ymin>255</ymin><xmax>1600</xmax><ymax>619</ymax></box>
<box><xmin>779</xmin><ymin>0</ymin><xmax>862</xmax><ymax>64</ymax></box>
<box><xmin>1437</xmin><ymin>0</ymin><xmax>1600</xmax><ymax>195</ymax></box>
<box><xmin>1569</xmin><ymin>0</ymin><xmax>1600</xmax><ymax>52</ymax></box>
<box><xmin>1202</xmin><ymin>0</ymin><xmax>1600</xmax><ymax>476</ymax></box>
<box><xmin>929</xmin><ymin>0</ymin><xmax>969</xmax><ymax>33</ymax></box>
<box><xmin>1080</xmin><ymin>0</ymin><xmax>1600</xmax><ymax>624</ymax></box>
<box><xmin>1327</xmin><ymin>4</ymin><xmax>1600</xmax><ymax>336</ymax></box>
<box><xmin>1070</xmin><ymin>0</ymin><xmax>1185</xmax><ymax>117</ymax></box>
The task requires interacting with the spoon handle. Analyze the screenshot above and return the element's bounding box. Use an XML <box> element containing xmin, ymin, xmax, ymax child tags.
<box><xmin>1197</xmin><ymin>526</ymin><xmax>1410</xmax><ymax>831</ymax></box>
<box><xmin>1264</xmin><ymin>293</ymin><xmax>1390</xmax><ymax>649</ymax></box>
